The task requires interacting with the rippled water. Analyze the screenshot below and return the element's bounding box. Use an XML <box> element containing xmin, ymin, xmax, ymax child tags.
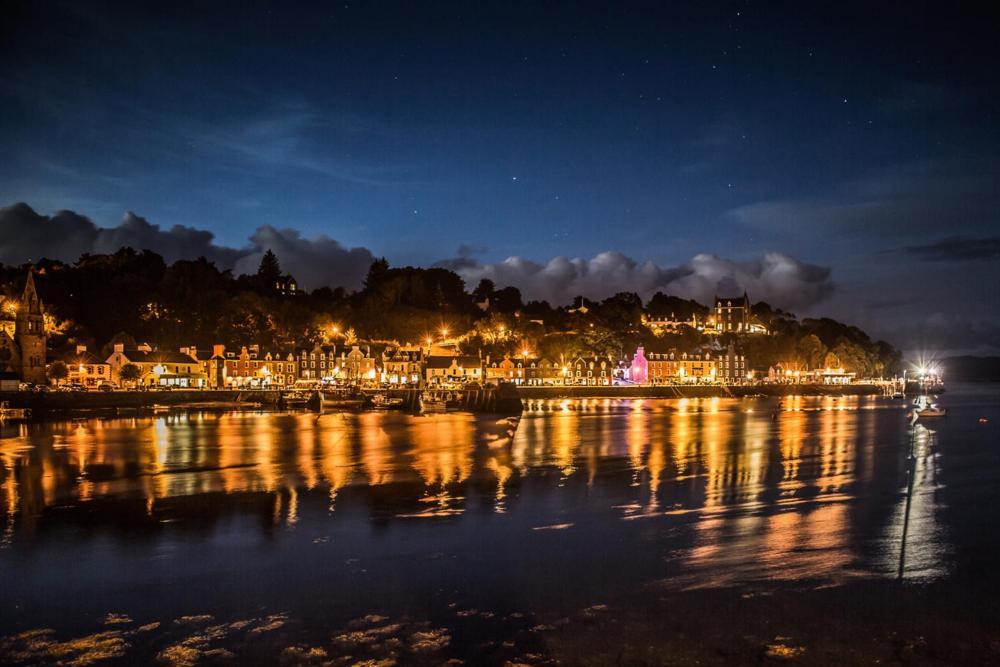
<box><xmin>1</xmin><ymin>387</ymin><xmax>999</xmax><ymax>664</ymax></box>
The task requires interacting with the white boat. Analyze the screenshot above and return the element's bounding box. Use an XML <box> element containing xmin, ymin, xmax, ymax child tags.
<box><xmin>282</xmin><ymin>391</ymin><xmax>312</xmax><ymax>408</ymax></box>
<box><xmin>911</xmin><ymin>395</ymin><xmax>947</xmax><ymax>420</ymax></box>
<box><xmin>371</xmin><ymin>393</ymin><xmax>404</xmax><ymax>409</ymax></box>
<box><xmin>419</xmin><ymin>391</ymin><xmax>460</xmax><ymax>413</ymax></box>
<box><xmin>915</xmin><ymin>405</ymin><xmax>947</xmax><ymax>419</ymax></box>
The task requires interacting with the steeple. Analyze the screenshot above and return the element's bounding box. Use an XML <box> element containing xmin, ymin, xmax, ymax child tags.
<box><xmin>15</xmin><ymin>269</ymin><xmax>47</xmax><ymax>384</ymax></box>
<box><xmin>20</xmin><ymin>269</ymin><xmax>43</xmax><ymax>315</ymax></box>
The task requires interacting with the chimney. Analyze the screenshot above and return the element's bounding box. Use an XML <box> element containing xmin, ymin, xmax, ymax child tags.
<box><xmin>76</xmin><ymin>344</ymin><xmax>87</xmax><ymax>355</ymax></box>
<box><xmin>138</xmin><ymin>342</ymin><xmax>152</xmax><ymax>352</ymax></box>
<box><xmin>213</xmin><ymin>344</ymin><xmax>225</xmax><ymax>358</ymax></box>
<box><xmin>114</xmin><ymin>343</ymin><xmax>124</xmax><ymax>354</ymax></box>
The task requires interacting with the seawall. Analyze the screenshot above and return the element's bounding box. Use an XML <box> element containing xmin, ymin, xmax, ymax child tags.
<box><xmin>516</xmin><ymin>384</ymin><xmax>880</xmax><ymax>400</ymax></box>
<box><xmin>0</xmin><ymin>389</ymin><xmax>279</xmax><ymax>413</ymax></box>
<box><xmin>0</xmin><ymin>383</ymin><xmax>876</xmax><ymax>415</ymax></box>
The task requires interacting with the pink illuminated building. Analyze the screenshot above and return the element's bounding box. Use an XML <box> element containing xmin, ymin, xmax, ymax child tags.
<box><xmin>629</xmin><ymin>346</ymin><xmax>649</xmax><ymax>384</ymax></box>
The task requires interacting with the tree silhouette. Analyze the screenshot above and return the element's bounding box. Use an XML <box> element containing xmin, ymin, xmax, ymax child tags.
<box><xmin>257</xmin><ymin>250</ymin><xmax>282</xmax><ymax>285</ymax></box>
<box><xmin>47</xmin><ymin>360</ymin><xmax>68</xmax><ymax>385</ymax></box>
<box><xmin>119</xmin><ymin>363</ymin><xmax>142</xmax><ymax>387</ymax></box>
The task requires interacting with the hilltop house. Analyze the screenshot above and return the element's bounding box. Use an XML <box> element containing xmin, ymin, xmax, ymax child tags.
<box><xmin>711</xmin><ymin>293</ymin><xmax>769</xmax><ymax>334</ymax></box>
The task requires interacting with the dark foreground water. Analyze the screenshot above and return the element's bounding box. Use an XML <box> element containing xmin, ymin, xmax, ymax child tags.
<box><xmin>1</xmin><ymin>387</ymin><xmax>999</xmax><ymax>665</ymax></box>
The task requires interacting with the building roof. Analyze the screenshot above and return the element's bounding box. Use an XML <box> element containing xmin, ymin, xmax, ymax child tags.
<box><xmin>426</xmin><ymin>355</ymin><xmax>480</xmax><ymax>369</ymax></box>
<box><xmin>714</xmin><ymin>293</ymin><xmax>749</xmax><ymax>306</ymax></box>
<box><xmin>117</xmin><ymin>349</ymin><xmax>199</xmax><ymax>364</ymax></box>
<box><xmin>62</xmin><ymin>350</ymin><xmax>107</xmax><ymax>365</ymax></box>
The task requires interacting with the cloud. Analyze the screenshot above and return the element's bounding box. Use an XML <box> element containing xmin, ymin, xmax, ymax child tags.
<box><xmin>1</xmin><ymin>202</ymin><xmax>833</xmax><ymax>307</ymax></box>
<box><xmin>903</xmin><ymin>236</ymin><xmax>1000</xmax><ymax>262</ymax></box>
<box><xmin>0</xmin><ymin>202</ymin><xmax>374</xmax><ymax>291</ymax></box>
<box><xmin>442</xmin><ymin>250</ymin><xmax>833</xmax><ymax>311</ymax></box>
<box><xmin>0</xmin><ymin>203</ymin><xmax>240</xmax><ymax>267</ymax></box>
<box><xmin>232</xmin><ymin>226</ymin><xmax>375</xmax><ymax>291</ymax></box>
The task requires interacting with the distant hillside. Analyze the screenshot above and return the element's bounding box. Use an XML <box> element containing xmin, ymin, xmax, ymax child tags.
<box><xmin>942</xmin><ymin>356</ymin><xmax>1000</xmax><ymax>382</ymax></box>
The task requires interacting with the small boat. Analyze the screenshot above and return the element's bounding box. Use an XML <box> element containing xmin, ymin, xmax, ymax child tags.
<box><xmin>371</xmin><ymin>393</ymin><xmax>404</xmax><ymax>409</ymax></box>
<box><xmin>911</xmin><ymin>395</ymin><xmax>947</xmax><ymax>421</ymax></box>
<box><xmin>419</xmin><ymin>391</ymin><xmax>460</xmax><ymax>413</ymax></box>
<box><xmin>282</xmin><ymin>390</ymin><xmax>312</xmax><ymax>408</ymax></box>
<box><xmin>914</xmin><ymin>405</ymin><xmax>947</xmax><ymax>419</ymax></box>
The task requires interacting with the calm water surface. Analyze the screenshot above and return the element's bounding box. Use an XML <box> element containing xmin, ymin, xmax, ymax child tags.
<box><xmin>1</xmin><ymin>387</ymin><xmax>999</xmax><ymax>664</ymax></box>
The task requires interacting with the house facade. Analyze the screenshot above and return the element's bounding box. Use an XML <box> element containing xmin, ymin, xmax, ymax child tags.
<box><xmin>381</xmin><ymin>345</ymin><xmax>423</xmax><ymax>385</ymax></box>
<box><xmin>338</xmin><ymin>345</ymin><xmax>377</xmax><ymax>384</ymax></box>
<box><xmin>425</xmin><ymin>355</ymin><xmax>482</xmax><ymax>385</ymax></box>
<box><xmin>568</xmin><ymin>356</ymin><xmax>615</xmax><ymax>385</ymax></box>
<box><xmin>297</xmin><ymin>344</ymin><xmax>337</xmax><ymax>382</ymax></box>
<box><xmin>647</xmin><ymin>350</ymin><xmax>719</xmax><ymax>383</ymax></box>
<box><xmin>62</xmin><ymin>345</ymin><xmax>112</xmax><ymax>388</ymax></box>
<box><xmin>106</xmin><ymin>343</ymin><xmax>205</xmax><ymax>387</ymax></box>
<box><xmin>718</xmin><ymin>343</ymin><xmax>749</xmax><ymax>383</ymax></box>
<box><xmin>207</xmin><ymin>345</ymin><xmax>298</xmax><ymax>387</ymax></box>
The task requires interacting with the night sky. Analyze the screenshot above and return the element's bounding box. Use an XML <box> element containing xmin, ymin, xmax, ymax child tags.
<box><xmin>1</xmin><ymin>1</ymin><xmax>998</xmax><ymax>354</ymax></box>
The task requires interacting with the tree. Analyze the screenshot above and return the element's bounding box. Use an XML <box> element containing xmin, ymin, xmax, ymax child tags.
<box><xmin>364</xmin><ymin>257</ymin><xmax>390</xmax><ymax>291</ymax></box>
<box><xmin>491</xmin><ymin>286</ymin><xmax>523</xmax><ymax>314</ymax></box>
<box><xmin>472</xmin><ymin>278</ymin><xmax>495</xmax><ymax>303</ymax></box>
<box><xmin>257</xmin><ymin>250</ymin><xmax>282</xmax><ymax>286</ymax></box>
<box><xmin>796</xmin><ymin>334</ymin><xmax>826</xmax><ymax>370</ymax></box>
<box><xmin>47</xmin><ymin>360</ymin><xmax>69</xmax><ymax>386</ymax></box>
<box><xmin>119</xmin><ymin>363</ymin><xmax>142</xmax><ymax>387</ymax></box>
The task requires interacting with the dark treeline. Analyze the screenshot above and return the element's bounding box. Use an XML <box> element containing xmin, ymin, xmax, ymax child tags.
<box><xmin>0</xmin><ymin>248</ymin><xmax>902</xmax><ymax>376</ymax></box>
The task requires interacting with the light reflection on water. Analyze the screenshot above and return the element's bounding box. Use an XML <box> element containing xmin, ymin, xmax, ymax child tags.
<box><xmin>0</xmin><ymin>397</ymin><xmax>950</xmax><ymax>586</ymax></box>
<box><xmin>2</xmin><ymin>388</ymin><xmax>998</xmax><ymax>663</ymax></box>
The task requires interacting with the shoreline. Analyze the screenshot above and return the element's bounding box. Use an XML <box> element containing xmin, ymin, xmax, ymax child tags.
<box><xmin>0</xmin><ymin>383</ymin><xmax>882</xmax><ymax>416</ymax></box>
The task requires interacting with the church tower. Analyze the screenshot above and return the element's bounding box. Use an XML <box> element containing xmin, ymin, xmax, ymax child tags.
<box><xmin>15</xmin><ymin>270</ymin><xmax>47</xmax><ymax>384</ymax></box>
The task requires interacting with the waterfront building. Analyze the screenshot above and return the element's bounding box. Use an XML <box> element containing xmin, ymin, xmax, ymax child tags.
<box><xmin>647</xmin><ymin>350</ymin><xmax>719</xmax><ymax>384</ymax></box>
<box><xmin>485</xmin><ymin>354</ymin><xmax>546</xmax><ymax>385</ymax></box>
<box><xmin>569</xmin><ymin>356</ymin><xmax>615</xmax><ymax>385</ymax></box>
<box><xmin>629</xmin><ymin>346</ymin><xmax>649</xmax><ymax>384</ymax></box>
<box><xmin>381</xmin><ymin>345</ymin><xmax>423</xmax><ymax>385</ymax></box>
<box><xmin>106</xmin><ymin>342</ymin><xmax>205</xmax><ymax>387</ymax></box>
<box><xmin>297</xmin><ymin>344</ymin><xmax>337</xmax><ymax>382</ymax></box>
<box><xmin>425</xmin><ymin>355</ymin><xmax>483</xmax><ymax>385</ymax></box>
<box><xmin>0</xmin><ymin>271</ymin><xmax>47</xmax><ymax>385</ymax></box>
<box><xmin>338</xmin><ymin>345</ymin><xmax>378</xmax><ymax>384</ymax></box>
<box><xmin>768</xmin><ymin>361</ymin><xmax>806</xmax><ymax>383</ymax></box>
<box><xmin>718</xmin><ymin>343</ymin><xmax>748</xmax><ymax>383</ymax></box>
<box><xmin>210</xmin><ymin>345</ymin><xmax>298</xmax><ymax>387</ymax></box>
<box><xmin>62</xmin><ymin>345</ymin><xmax>111</xmax><ymax>388</ymax></box>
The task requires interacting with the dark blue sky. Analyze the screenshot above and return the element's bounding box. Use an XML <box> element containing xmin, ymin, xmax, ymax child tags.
<box><xmin>2</xmin><ymin>1</ymin><xmax>999</xmax><ymax>353</ymax></box>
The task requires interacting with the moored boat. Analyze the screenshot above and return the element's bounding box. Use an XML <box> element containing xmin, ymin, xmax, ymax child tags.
<box><xmin>371</xmin><ymin>393</ymin><xmax>404</xmax><ymax>409</ymax></box>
